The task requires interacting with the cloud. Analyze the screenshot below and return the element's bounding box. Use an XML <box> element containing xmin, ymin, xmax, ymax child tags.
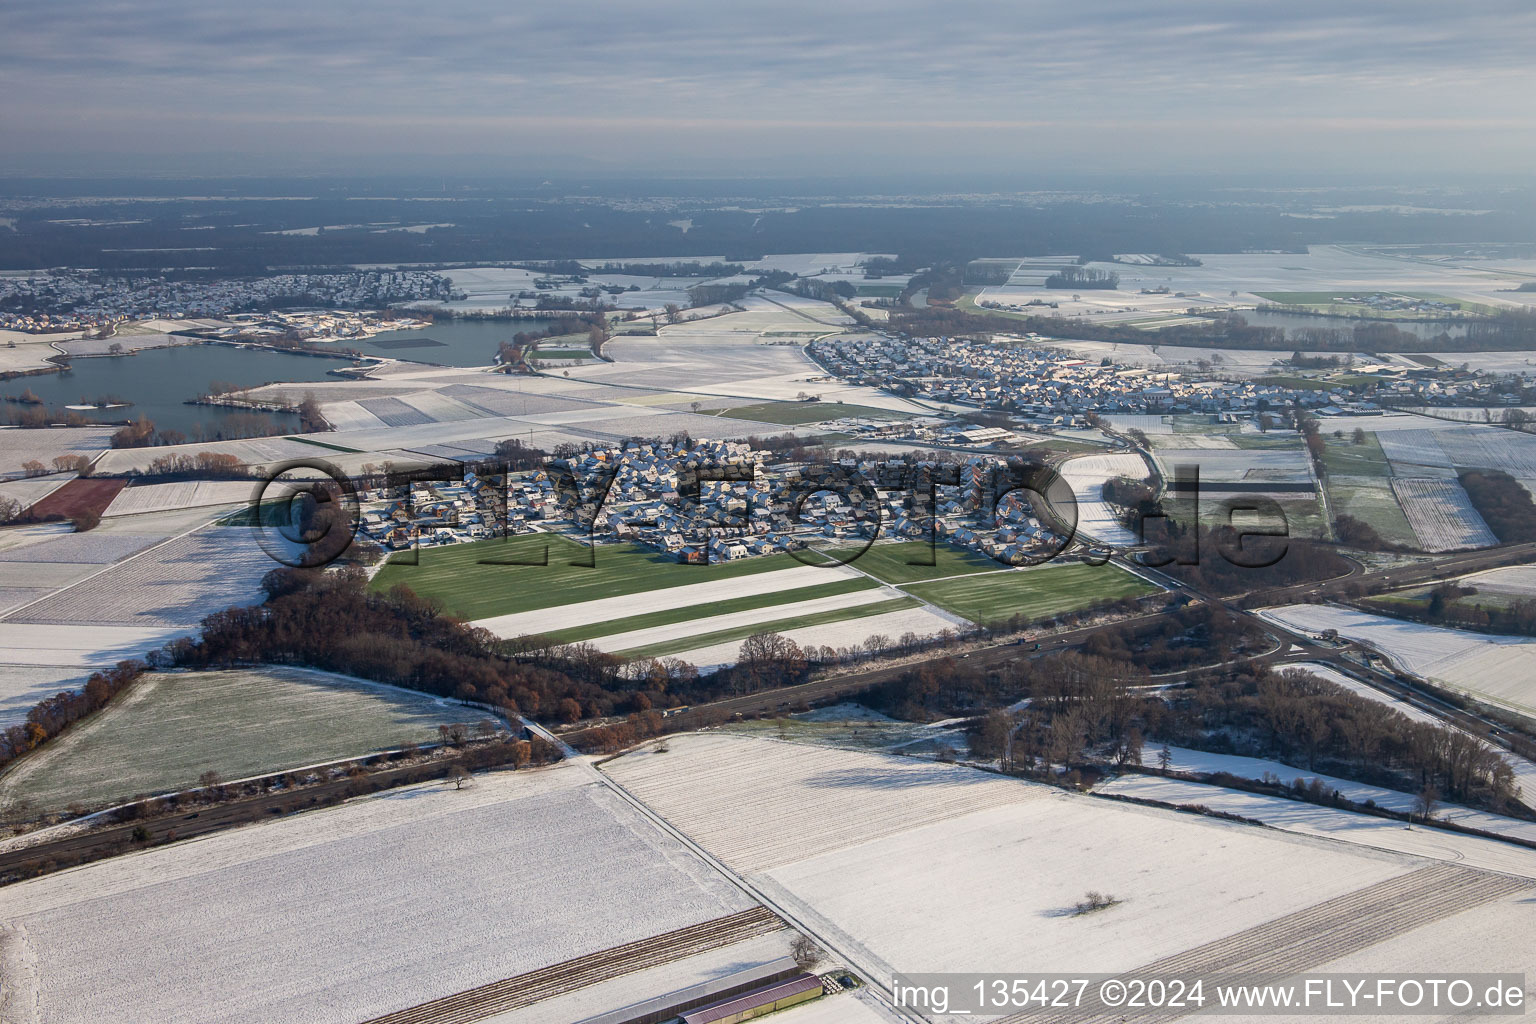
<box><xmin>4</xmin><ymin>0</ymin><xmax>1535</xmax><ymax>175</ymax></box>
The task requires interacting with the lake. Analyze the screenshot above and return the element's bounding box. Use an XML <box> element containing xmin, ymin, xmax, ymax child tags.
<box><xmin>362</xmin><ymin>317</ymin><xmax>562</xmax><ymax>367</ymax></box>
<box><xmin>0</xmin><ymin>344</ymin><xmax>351</xmax><ymax>438</ymax></box>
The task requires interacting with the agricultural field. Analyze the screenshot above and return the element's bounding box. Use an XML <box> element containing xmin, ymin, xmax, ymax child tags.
<box><xmin>604</xmin><ymin>734</ymin><xmax>1525</xmax><ymax>989</ymax></box>
<box><xmin>713</xmin><ymin>401</ymin><xmax>909</xmax><ymax>425</ymax></box>
<box><xmin>1463</xmin><ymin>565</ymin><xmax>1536</xmax><ymax>597</ymax></box>
<box><xmin>1320</xmin><ymin>431</ymin><xmax>1419</xmax><ymax>547</ymax></box>
<box><xmin>0</xmin><ymin>474</ymin><xmax>72</xmax><ymax>512</ymax></box>
<box><xmin>1137</xmin><ymin>744</ymin><xmax>1536</xmax><ymax>844</ymax></box>
<box><xmin>372</xmin><ymin>534</ymin><xmax>810</xmax><ymax>621</ymax></box>
<box><xmin>903</xmin><ymin>562</ymin><xmax>1155</xmax><ymax>626</ymax></box>
<box><xmin>0</xmin><ymin>765</ymin><xmax>760</xmax><ymax>1024</ymax></box>
<box><xmin>4</xmin><ymin>526</ymin><xmax>286</xmax><ymax>628</ymax></box>
<box><xmin>1058</xmin><ymin>451</ymin><xmax>1150</xmax><ymax>546</ymax></box>
<box><xmin>819</xmin><ymin>538</ymin><xmax>1008</xmax><ymax>585</ymax></box>
<box><xmin>1390</xmin><ymin>477</ymin><xmax>1498</xmax><ymax>551</ymax></box>
<box><xmin>0</xmin><ymin>665</ymin><xmax>87</xmax><ymax>729</ymax></box>
<box><xmin>540</xmin><ymin>576</ymin><xmax>877</xmax><ymax>645</ymax></box>
<box><xmin>659</xmin><ymin>603</ymin><xmax>961</xmax><ymax>671</ymax></box>
<box><xmin>22</xmin><ymin>477</ymin><xmax>125</xmax><ymax>520</ymax></box>
<box><xmin>103</xmin><ymin>479</ymin><xmax>255</xmax><ymax>517</ymax></box>
<box><xmin>602</xmin><ymin>733</ymin><xmax>1041</xmax><ymax>872</ymax></box>
<box><xmin>0</xmin><ymin>622</ymin><xmax>190</xmax><ymax>667</ymax></box>
<box><xmin>0</xmin><ymin>425</ymin><xmax>114</xmax><ymax>476</ymax></box>
<box><xmin>718</xmin><ymin>702</ymin><xmax>969</xmax><ymax>756</ymax></box>
<box><xmin>0</xmin><ymin>667</ymin><xmax>490</xmax><ymax>816</ymax></box>
<box><xmin>609</xmin><ymin>594</ymin><xmax>923</xmax><ymax>660</ymax></box>
<box><xmin>1258</xmin><ymin>604</ymin><xmax>1536</xmax><ymax>716</ymax></box>
<box><xmin>0</xmin><ymin>530</ymin><xmax>162</xmax><ymax>565</ymax></box>
<box><xmin>1096</xmin><ymin>775</ymin><xmax>1536</xmax><ymax>880</ymax></box>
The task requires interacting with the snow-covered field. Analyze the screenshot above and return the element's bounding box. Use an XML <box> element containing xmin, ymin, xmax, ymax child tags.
<box><xmin>758</xmin><ymin>798</ymin><xmax>1413</xmax><ymax>981</ymax></box>
<box><xmin>103</xmin><ymin>480</ymin><xmax>254</xmax><ymax>517</ymax></box>
<box><xmin>0</xmin><ymin>623</ymin><xmax>189</xmax><ymax>667</ymax></box>
<box><xmin>603</xmin><ymin>734</ymin><xmax>1042</xmax><ymax>872</ymax></box>
<box><xmin>3</xmin><ymin>526</ymin><xmax>282</xmax><ymax>629</ymax></box>
<box><xmin>1154</xmin><ymin>445</ymin><xmax>1313</xmax><ymax>484</ymax></box>
<box><xmin>1137</xmin><ymin>744</ymin><xmax>1536</xmax><ymax>843</ymax></box>
<box><xmin>0</xmin><ymin>474</ymin><xmax>72</xmax><ymax>511</ymax></box>
<box><xmin>0</xmin><ymin>665</ymin><xmax>88</xmax><ymax>728</ymax></box>
<box><xmin>1464</xmin><ymin>565</ymin><xmax>1536</xmax><ymax>597</ymax></box>
<box><xmin>473</xmin><ymin>564</ymin><xmax>866</xmax><ymax>638</ymax></box>
<box><xmin>662</xmin><ymin>604</ymin><xmax>961</xmax><ymax>671</ymax></box>
<box><xmin>1058</xmin><ymin>451</ymin><xmax>1149</xmax><ymax>546</ymax></box>
<box><xmin>588</xmin><ymin>588</ymin><xmax>903</xmax><ymax>655</ymax></box>
<box><xmin>0</xmin><ymin>531</ymin><xmax>163</xmax><ymax>564</ymax></box>
<box><xmin>0</xmin><ymin>764</ymin><xmax>754</xmax><ymax>1024</ymax></box>
<box><xmin>0</xmin><ymin>426</ymin><xmax>114</xmax><ymax>477</ymax></box>
<box><xmin>604</xmin><ymin>734</ymin><xmax>1510</xmax><ymax>994</ymax></box>
<box><xmin>1258</xmin><ymin>605</ymin><xmax>1536</xmax><ymax>715</ymax></box>
<box><xmin>1096</xmin><ymin>774</ymin><xmax>1536</xmax><ymax>880</ymax></box>
<box><xmin>1390</xmin><ymin>477</ymin><xmax>1497</xmax><ymax>551</ymax></box>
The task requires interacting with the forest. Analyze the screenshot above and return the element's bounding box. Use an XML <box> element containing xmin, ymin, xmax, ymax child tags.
<box><xmin>959</xmin><ymin>656</ymin><xmax>1521</xmax><ymax>815</ymax></box>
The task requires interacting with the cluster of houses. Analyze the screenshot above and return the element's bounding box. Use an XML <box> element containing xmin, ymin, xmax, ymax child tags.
<box><xmin>216</xmin><ymin>310</ymin><xmax>432</xmax><ymax>342</ymax></box>
<box><xmin>0</xmin><ymin>269</ymin><xmax>456</xmax><ymax>328</ymax></box>
<box><xmin>813</xmin><ymin>333</ymin><xmax>1334</xmax><ymax>418</ymax></box>
<box><xmin>359</xmin><ymin>436</ymin><xmax>1065</xmax><ymax>568</ymax></box>
<box><xmin>811</xmin><ymin>333</ymin><xmax>1527</xmax><ymax>420</ymax></box>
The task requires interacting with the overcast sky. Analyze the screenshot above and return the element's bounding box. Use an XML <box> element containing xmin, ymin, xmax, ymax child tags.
<box><xmin>5</xmin><ymin>0</ymin><xmax>1535</xmax><ymax>179</ymax></box>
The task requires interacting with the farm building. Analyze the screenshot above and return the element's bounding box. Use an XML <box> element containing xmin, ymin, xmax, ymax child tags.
<box><xmin>680</xmin><ymin>974</ymin><xmax>822</xmax><ymax>1024</ymax></box>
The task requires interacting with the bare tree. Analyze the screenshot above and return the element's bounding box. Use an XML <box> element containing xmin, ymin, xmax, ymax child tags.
<box><xmin>448</xmin><ymin>764</ymin><xmax>470</xmax><ymax>790</ymax></box>
<box><xmin>790</xmin><ymin>934</ymin><xmax>825</xmax><ymax>973</ymax></box>
<box><xmin>1415</xmin><ymin>784</ymin><xmax>1440</xmax><ymax>823</ymax></box>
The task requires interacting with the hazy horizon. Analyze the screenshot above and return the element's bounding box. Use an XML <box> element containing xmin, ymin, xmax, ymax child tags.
<box><xmin>6</xmin><ymin>0</ymin><xmax>1536</xmax><ymax>179</ymax></box>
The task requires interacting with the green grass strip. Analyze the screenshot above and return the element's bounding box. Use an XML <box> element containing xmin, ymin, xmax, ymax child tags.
<box><xmin>542</xmin><ymin>576</ymin><xmax>878</xmax><ymax>644</ymax></box>
<box><xmin>615</xmin><ymin>595</ymin><xmax>921</xmax><ymax>660</ymax></box>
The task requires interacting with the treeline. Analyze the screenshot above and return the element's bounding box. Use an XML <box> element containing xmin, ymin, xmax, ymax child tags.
<box><xmin>164</xmin><ymin>567</ymin><xmax>667</xmax><ymax>721</ymax></box>
<box><xmin>1045</xmin><ymin>266</ymin><xmax>1119</xmax><ymax>289</ymax></box>
<box><xmin>1149</xmin><ymin>667</ymin><xmax>1519</xmax><ymax>811</ymax></box>
<box><xmin>887</xmin><ymin>304</ymin><xmax>1533</xmax><ymax>353</ymax></box>
<box><xmin>1460</xmin><ymin>469</ymin><xmax>1536</xmax><ymax>543</ymax></box>
<box><xmin>0</xmin><ymin>660</ymin><xmax>147</xmax><ymax>769</ymax></box>
<box><xmin>2</xmin><ymin>404</ymin><xmax>97</xmax><ymax>429</ymax></box>
<box><xmin>495</xmin><ymin>312</ymin><xmax>610</xmax><ymax>368</ymax></box>
<box><xmin>1361</xmin><ymin>581</ymin><xmax>1536</xmax><ymax>639</ymax></box>
<box><xmin>954</xmin><ymin>657</ymin><xmax>1519</xmax><ymax>814</ymax></box>
<box><xmin>109</xmin><ymin>412</ymin><xmax>302</xmax><ymax>449</ymax></box>
<box><xmin>142</xmin><ymin>451</ymin><xmax>250</xmax><ymax>479</ymax></box>
<box><xmin>589</xmin><ymin>261</ymin><xmax>744</xmax><ymax>278</ymax></box>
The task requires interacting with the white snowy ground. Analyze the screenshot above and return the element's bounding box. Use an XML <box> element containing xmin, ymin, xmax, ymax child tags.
<box><xmin>1057</xmin><ymin>451</ymin><xmax>1149</xmax><ymax>546</ymax></box>
<box><xmin>605</xmin><ymin>734</ymin><xmax>1447</xmax><ymax>991</ymax></box>
<box><xmin>1138</xmin><ymin>744</ymin><xmax>1536</xmax><ymax>844</ymax></box>
<box><xmin>1258</xmin><ymin>604</ymin><xmax>1536</xmax><ymax>716</ymax></box>
<box><xmin>661</xmin><ymin>605</ymin><xmax>961</xmax><ymax>671</ymax></box>
<box><xmin>1463</xmin><ymin>565</ymin><xmax>1536</xmax><ymax>597</ymax></box>
<box><xmin>473</xmin><ymin>563</ymin><xmax>865</xmax><ymax>638</ymax></box>
<box><xmin>0</xmin><ymin>623</ymin><xmax>190</xmax><ymax>667</ymax></box>
<box><xmin>1095</xmin><ymin>775</ymin><xmax>1536</xmax><ymax>880</ymax></box>
<box><xmin>1390</xmin><ymin>477</ymin><xmax>1498</xmax><ymax>551</ymax></box>
<box><xmin>585</xmin><ymin>588</ymin><xmax>904</xmax><ymax>655</ymax></box>
<box><xmin>0</xmin><ymin>665</ymin><xmax>90</xmax><ymax>728</ymax></box>
<box><xmin>0</xmin><ymin>764</ymin><xmax>754</xmax><ymax>1024</ymax></box>
<box><xmin>103</xmin><ymin>480</ymin><xmax>255</xmax><ymax>517</ymax></box>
